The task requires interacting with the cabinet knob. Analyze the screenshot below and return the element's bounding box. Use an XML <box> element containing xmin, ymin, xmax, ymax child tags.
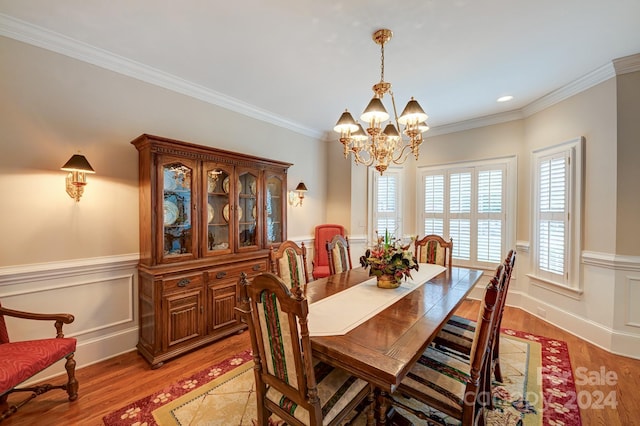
<box><xmin>252</xmin><ymin>264</ymin><xmax>261</xmax><ymax>271</ymax></box>
<box><xmin>216</xmin><ymin>271</ymin><xmax>227</xmax><ymax>279</ymax></box>
<box><xmin>177</xmin><ymin>278</ymin><xmax>190</xmax><ymax>287</ymax></box>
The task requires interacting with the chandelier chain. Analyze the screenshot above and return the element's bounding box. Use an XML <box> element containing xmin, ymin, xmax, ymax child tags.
<box><xmin>380</xmin><ymin>41</ymin><xmax>385</xmax><ymax>84</ymax></box>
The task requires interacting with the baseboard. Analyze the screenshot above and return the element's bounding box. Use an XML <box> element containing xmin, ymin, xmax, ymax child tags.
<box><xmin>504</xmin><ymin>291</ymin><xmax>640</xmax><ymax>360</ymax></box>
<box><xmin>22</xmin><ymin>326</ymin><xmax>139</xmax><ymax>386</ymax></box>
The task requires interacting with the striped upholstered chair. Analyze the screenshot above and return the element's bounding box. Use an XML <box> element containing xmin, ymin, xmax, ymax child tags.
<box><xmin>326</xmin><ymin>235</ymin><xmax>352</xmax><ymax>275</ymax></box>
<box><xmin>270</xmin><ymin>240</ymin><xmax>310</xmax><ymax>289</ymax></box>
<box><xmin>388</xmin><ymin>266</ymin><xmax>502</xmax><ymax>425</ymax></box>
<box><xmin>0</xmin><ymin>301</ymin><xmax>78</xmax><ymax>421</ymax></box>
<box><xmin>433</xmin><ymin>250</ymin><xmax>516</xmax><ymax>383</ymax></box>
<box><xmin>240</xmin><ymin>272</ymin><xmax>374</xmax><ymax>426</ymax></box>
<box><xmin>414</xmin><ymin>234</ymin><xmax>453</xmax><ymax>267</ymax></box>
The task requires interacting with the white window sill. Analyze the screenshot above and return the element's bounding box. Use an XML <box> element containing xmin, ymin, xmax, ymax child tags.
<box><xmin>527</xmin><ymin>273</ymin><xmax>583</xmax><ymax>300</ymax></box>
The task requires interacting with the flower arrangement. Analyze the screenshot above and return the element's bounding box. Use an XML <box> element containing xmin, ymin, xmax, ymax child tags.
<box><xmin>360</xmin><ymin>230</ymin><xmax>419</xmax><ymax>287</ymax></box>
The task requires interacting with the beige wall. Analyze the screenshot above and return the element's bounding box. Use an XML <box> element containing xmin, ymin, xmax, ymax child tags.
<box><xmin>616</xmin><ymin>70</ymin><xmax>640</xmax><ymax>256</ymax></box>
<box><xmin>524</xmin><ymin>79</ymin><xmax>618</xmax><ymax>253</ymax></box>
<box><xmin>0</xmin><ymin>36</ymin><xmax>326</xmax><ymax>267</ymax></box>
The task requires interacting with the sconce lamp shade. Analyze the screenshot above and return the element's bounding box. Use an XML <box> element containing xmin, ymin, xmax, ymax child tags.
<box><xmin>61</xmin><ymin>154</ymin><xmax>95</xmax><ymax>202</ymax></box>
<box><xmin>61</xmin><ymin>154</ymin><xmax>95</xmax><ymax>173</ymax></box>
<box><xmin>295</xmin><ymin>182</ymin><xmax>308</xmax><ymax>192</ymax></box>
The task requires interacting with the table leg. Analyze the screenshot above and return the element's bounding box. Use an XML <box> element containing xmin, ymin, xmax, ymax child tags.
<box><xmin>366</xmin><ymin>388</ymin><xmax>375</xmax><ymax>426</ymax></box>
<box><xmin>377</xmin><ymin>390</ymin><xmax>388</xmax><ymax>425</ymax></box>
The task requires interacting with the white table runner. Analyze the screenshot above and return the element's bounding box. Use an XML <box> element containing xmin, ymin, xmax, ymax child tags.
<box><xmin>308</xmin><ymin>263</ymin><xmax>446</xmax><ymax>336</ymax></box>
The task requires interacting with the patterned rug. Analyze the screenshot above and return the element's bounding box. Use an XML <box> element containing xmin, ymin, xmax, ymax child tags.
<box><xmin>103</xmin><ymin>329</ymin><xmax>581</xmax><ymax>425</ymax></box>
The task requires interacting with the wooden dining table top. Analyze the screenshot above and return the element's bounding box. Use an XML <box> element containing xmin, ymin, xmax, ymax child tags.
<box><xmin>305</xmin><ymin>265</ymin><xmax>484</xmax><ymax>393</ymax></box>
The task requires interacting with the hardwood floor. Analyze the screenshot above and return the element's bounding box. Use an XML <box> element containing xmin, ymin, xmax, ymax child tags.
<box><xmin>3</xmin><ymin>303</ymin><xmax>639</xmax><ymax>425</ymax></box>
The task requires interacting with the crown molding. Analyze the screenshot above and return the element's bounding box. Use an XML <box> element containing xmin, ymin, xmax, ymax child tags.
<box><xmin>522</xmin><ymin>62</ymin><xmax>616</xmax><ymax>117</ymax></box>
<box><xmin>0</xmin><ymin>13</ymin><xmax>323</xmax><ymax>140</ymax></box>
<box><xmin>428</xmin><ymin>60</ymin><xmax>617</xmax><ymax>137</ymax></box>
<box><xmin>613</xmin><ymin>53</ymin><xmax>640</xmax><ymax>75</ymax></box>
<box><xmin>426</xmin><ymin>110</ymin><xmax>524</xmax><ymax>137</ymax></box>
<box><xmin>1</xmin><ymin>13</ymin><xmax>634</xmax><ymax>141</ymax></box>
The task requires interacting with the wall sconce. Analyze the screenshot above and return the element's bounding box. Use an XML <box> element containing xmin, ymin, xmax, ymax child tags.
<box><xmin>61</xmin><ymin>154</ymin><xmax>95</xmax><ymax>202</ymax></box>
<box><xmin>288</xmin><ymin>182</ymin><xmax>308</xmax><ymax>207</ymax></box>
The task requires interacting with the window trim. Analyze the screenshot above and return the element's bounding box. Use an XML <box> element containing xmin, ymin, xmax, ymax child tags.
<box><xmin>417</xmin><ymin>156</ymin><xmax>517</xmax><ymax>269</ymax></box>
<box><xmin>529</xmin><ymin>136</ymin><xmax>584</xmax><ymax>292</ymax></box>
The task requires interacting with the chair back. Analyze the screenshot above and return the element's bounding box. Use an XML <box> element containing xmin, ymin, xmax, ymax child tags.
<box><xmin>244</xmin><ymin>273</ymin><xmax>321</xmax><ymax>424</ymax></box>
<box><xmin>0</xmin><ymin>300</ymin><xmax>9</xmax><ymax>344</ymax></box>
<box><xmin>326</xmin><ymin>235</ymin><xmax>352</xmax><ymax>275</ymax></box>
<box><xmin>493</xmin><ymin>250</ymin><xmax>516</xmax><ymax>341</ymax></box>
<box><xmin>414</xmin><ymin>234</ymin><xmax>453</xmax><ymax>267</ymax></box>
<box><xmin>462</xmin><ymin>268</ymin><xmax>501</xmax><ymax>422</ymax></box>
<box><xmin>312</xmin><ymin>224</ymin><xmax>345</xmax><ymax>279</ymax></box>
<box><xmin>270</xmin><ymin>240</ymin><xmax>309</xmax><ymax>288</ymax></box>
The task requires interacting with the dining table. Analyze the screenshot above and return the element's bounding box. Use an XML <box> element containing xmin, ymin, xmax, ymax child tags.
<box><xmin>304</xmin><ymin>264</ymin><xmax>484</xmax><ymax>423</ymax></box>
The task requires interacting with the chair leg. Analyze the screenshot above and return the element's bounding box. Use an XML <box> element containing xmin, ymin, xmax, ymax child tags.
<box><xmin>65</xmin><ymin>353</ymin><xmax>79</xmax><ymax>401</ymax></box>
<box><xmin>493</xmin><ymin>334</ymin><xmax>503</xmax><ymax>383</ymax></box>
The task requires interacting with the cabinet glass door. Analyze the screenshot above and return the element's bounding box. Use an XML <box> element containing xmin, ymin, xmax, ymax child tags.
<box><xmin>237</xmin><ymin>170</ymin><xmax>259</xmax><ymax>250</ymax></box>
<box><xmin>162</xmin><ymin>160</ymin><xmax>196</xmax><ymax>261</ymax></box>
<box><xmin>204</xmin><ymin>164</ymin><xmax>233</xmax><ymax>256</ymax></box>
<box><xmin>265</xmin><ymin>173</ymin><xmax>284</xmax><ymax>245</ymax></box>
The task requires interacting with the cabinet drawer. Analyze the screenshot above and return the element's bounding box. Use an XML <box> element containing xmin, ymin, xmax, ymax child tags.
<box><xmin>162</xmin><ymin>273</ymin><xmax>203</xmax><ymax>294</ymax></box>
<box><xmin>206</xmin><ymin>260</ymin><xmax>268</xmax><ymax>282</ymax></box>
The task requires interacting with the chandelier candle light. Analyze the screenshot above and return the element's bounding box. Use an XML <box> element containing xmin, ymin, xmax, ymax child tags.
<box><xmin>334</xmin><ymin>29</ymin><xmax>429</xmax><ymax>175</ymax></box>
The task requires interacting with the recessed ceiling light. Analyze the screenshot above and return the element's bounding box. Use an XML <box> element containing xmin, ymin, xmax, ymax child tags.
<box><xmin>497</xmin><ymin>95</ymin><xmax>514</xmax><ymax>103</ymax></box>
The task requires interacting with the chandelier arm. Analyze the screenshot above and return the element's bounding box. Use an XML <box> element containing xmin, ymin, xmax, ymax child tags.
<box><xmin>389</xmin><ymin>90</ymin><xmax>402</xmax><ymax>129</ymax></box>
<box><xmin>353</xmin><ymin>148</ymin><xmax>375</xmax><ymax>167</ymax></box>
<box><xmin>391</xmin><ymin>144</ymin><xmax>413</xmax><ymax>165</ymax></box>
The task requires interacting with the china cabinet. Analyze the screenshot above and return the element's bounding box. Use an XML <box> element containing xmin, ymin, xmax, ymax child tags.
<box><xmin>132</xmin><ymin>134</ymin><xmax>291</xmax><ymax>367</ymax></box>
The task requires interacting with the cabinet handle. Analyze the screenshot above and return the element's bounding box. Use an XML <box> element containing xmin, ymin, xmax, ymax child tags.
<box><xmin>177</xmin><ymin>278</ymin><xmax>190</xmax><ymax>287</ymax></box>
<box><xmin>216</xmin><ymin>271</ymin><xmax>227</xmax><ymax>279</ymax></box>
<box><xmin>252</xmin><ymin>264</ymin><xmax>261</xmax><ymax>271</ymax></box>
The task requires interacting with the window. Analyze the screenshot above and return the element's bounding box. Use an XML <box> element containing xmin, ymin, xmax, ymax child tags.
<box><xmin>370</xmin><ymin>168</ymin><xmax>402</xmax><ymax>242</ymax></box>
<box><xmin>531</xmin><ymin>137</ymin><xmax>583</xmax><ymax>292</ymax></box>
<box><xmin>419</xmin><ymin>157</ymin><xmax>515</xmax><ymax>268</ymax></box>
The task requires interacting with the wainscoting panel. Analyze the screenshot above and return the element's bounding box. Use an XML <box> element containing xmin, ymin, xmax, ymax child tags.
<box><xmin>0</xmin><ymin>254</ymin><xmax>139</xmax><ymax>383</ymax></box>
<box><xmin>625</xmin><ymin>276</ymin><xmax>640</xmax><ymax>328</ymax></box>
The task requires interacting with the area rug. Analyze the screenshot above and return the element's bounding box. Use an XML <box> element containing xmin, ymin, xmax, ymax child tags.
<box><xmin>103</xmin><ymin>329</ymin><xmax>581</xmax><ymax>426</ymax></box>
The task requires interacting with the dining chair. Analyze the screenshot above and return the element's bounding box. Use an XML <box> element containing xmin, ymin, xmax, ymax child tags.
<box><xmin>414</xmin><ymin>234</ymin><xmax>453</xmax><ymax>267</ymax></box>
<box><xmin>387</xmin><ymin>267</ymin><xmax>502</xmax><ymax>425</ymax></box>
<box><xmin>311</xmin><ymin>224</ymin><xmax>346</xmax><ymax>279</ymax></box>
<box><xmin>433</xmin><ymin>250</ymin><xmax>516</xmax><ymax>383</ymax></box>
<box><xmin>270</xmin><ymin>240</ymin><xmax>310</xmax><ymax>289</ymax></box>
<box><xmin>239</xmin><ymin>272</ymin><xmax>374</xmax><ymax>426</ymax></box>
<box><xmin>326</xmin><ymin>235</ymin><xmax>352</xmax><ymax>275</ymax></box>
<box><xmin>0</xmin><ymin>301</ymin><xmax>78</xmax><ymax>422</ymax></box>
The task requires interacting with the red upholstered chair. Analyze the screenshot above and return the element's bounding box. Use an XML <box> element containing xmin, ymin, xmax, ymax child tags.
<box><xmin>312</xmin><ymin>224</ymin><xmax>346</xmax><ymax>279</ymax></box>
<box><xmin>0</xmin><ymin>301</ymin><xmax>78</xmax><ymax>421</ymax></box>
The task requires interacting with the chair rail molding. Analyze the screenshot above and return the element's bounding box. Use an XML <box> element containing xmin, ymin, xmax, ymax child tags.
<box><xmin>582</xmin><ymin>251</ymin><xmax>640</xmax><ymax>272</ymax></box>
<box><xmin>0</xmin><ymin>253</ymin><xmax>139</xmax><ymax>285</ymax></box>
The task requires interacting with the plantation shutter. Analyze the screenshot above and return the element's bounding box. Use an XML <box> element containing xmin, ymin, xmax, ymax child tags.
<box><xmin>477</xmin><ymin>168</ymin><xmax>504</xmax><ymax>263</ymax></box>
<box><xmin>449</xmin><ymin>171</ymin><xmax>471</xmax><ymax>260</ymax></box>
<box><xmin>538</xmin><ymin>154</ymin><xmax>568</xmax><ymax>276</ymax></box>
<box><xmin>424</xmin><ymin>174</ymin><xmax>444</xmax><ymax>235</ymax></box>
<box><xmin>375</xmin><ymin>173</ymin><xmax>398</xmax><ymax>237</ymax></box>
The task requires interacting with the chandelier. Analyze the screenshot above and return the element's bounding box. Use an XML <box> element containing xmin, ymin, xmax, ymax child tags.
<box><xmin>333</xmin><ymin>29</ymin><xmax>429</xmax><ymax>175</ymax></box>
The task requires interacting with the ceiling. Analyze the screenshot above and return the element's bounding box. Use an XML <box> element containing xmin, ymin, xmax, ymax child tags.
<box><xmin>1</xmin><ymin>1</ymin><xmax>639</xmax><ymax>139</ymax></box>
